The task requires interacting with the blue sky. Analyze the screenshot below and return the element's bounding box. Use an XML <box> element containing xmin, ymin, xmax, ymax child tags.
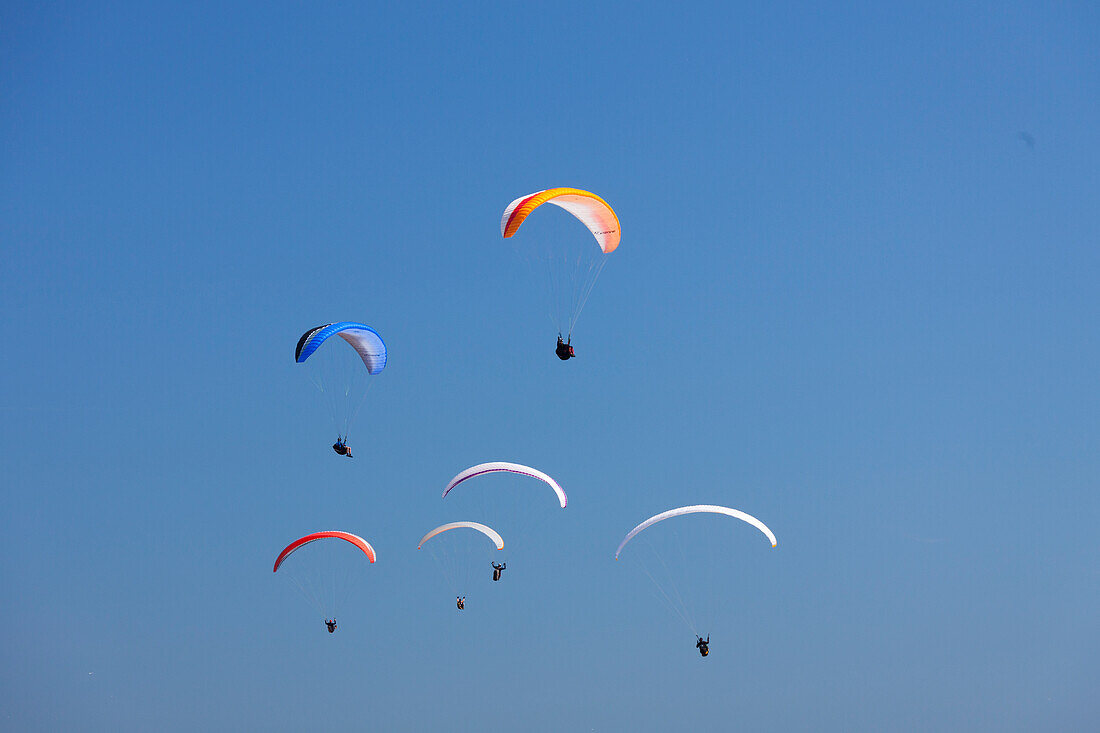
<box><xmin>1</xmin><ymin>1</ymin><xmax>1098</xmax><ymax>730</ymax></box>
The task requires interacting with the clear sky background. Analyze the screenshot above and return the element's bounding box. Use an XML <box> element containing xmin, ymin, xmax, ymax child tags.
<box><xmin>2</xmin><ymin>1</ymin><xmax>1098</xmax><ymax>730</ymax></box>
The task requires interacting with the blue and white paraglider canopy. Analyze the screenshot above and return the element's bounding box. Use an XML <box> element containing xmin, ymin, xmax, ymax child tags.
<box><xmin>295</xmin><ymin>322</ymin><xmax>387</xmax><ymax>375</ymax></box>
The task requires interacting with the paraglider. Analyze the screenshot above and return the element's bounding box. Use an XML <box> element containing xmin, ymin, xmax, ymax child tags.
<box><xmin>615</xmin><ymin>506</ymin><xmax>776</xmax><ymax>651</ymax></box>
<box><xmin>501</xmin><ymin>188</ymin><xmax>620</xmax><ymax>356</ymax></box>
<box><xmin>442</xmin><ymin>462</ymin><xmax>567</xmax><ymax>508</ymax></box>
<box><xmin>273</xmin><ymin>531</ymin><xmax>376</xmax><ymax>627</ymax></box>
<box><xmin>295</xmin><ymin>322</ymin><xmax>386</xmax><ymax>455</ymax></box>
<box><xmin>419</xmin><ymin>522</ymin><xmax>505</xmax><ymax>607</ymax></box>
<box><xmin>491</xmin><ymin>561</ymin><xmax>506</xmax><ymax>581</ymax></box>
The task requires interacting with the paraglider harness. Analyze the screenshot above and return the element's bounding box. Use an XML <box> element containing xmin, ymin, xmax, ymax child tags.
<box><xmin>491</xmin><ymin>561</ymin><xmax>506</xmax><ymax>581</ymax></box>
<box><xmin>555</xmin><ymin>335</ymin><xmax>575</xmax><ymax>361</ymax></box>
<box><xmin>456</xmin><ymin>596</ymin><xmax>465</xmax><ymax>610</ymax></box>
<box><xmin>696</xmin><ymin>635</ymin><xmax>709</xmax><ymax>657</ymax></box>
<box><xmin>332</xmin><ymin>437</ymin><xmax>353</xmax><ymax>458</ymax></box>
<box><xmin>325</xmin><ymin>619</ymin><xmax>337</xmax><ymax>633</ymax></box>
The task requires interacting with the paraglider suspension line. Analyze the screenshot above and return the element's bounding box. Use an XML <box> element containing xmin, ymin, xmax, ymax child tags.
<box><xmin>567</xmin><ymin>254</ymin><xmax>608</xmax><ymax>338</ymax></box>
<box><xmin>638</xmin><ymin>559</ymin><xmax>698</xmax><ymax>635</ymax></box>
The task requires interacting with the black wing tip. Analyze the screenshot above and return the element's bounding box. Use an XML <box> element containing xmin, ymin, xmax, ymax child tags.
<box><xmin>295</xmin><ymin>324</ymin><xmax>331</xmax><ymax>362</ymax></box>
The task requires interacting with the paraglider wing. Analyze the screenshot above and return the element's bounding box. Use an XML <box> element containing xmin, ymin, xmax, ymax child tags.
<box><xmin>273</xmin><ymin>531</ymin><xmax>376</xmax><ymax>572</ymax></box>
<box><xmin>615</xmin><ymin>505</ymin><xmax>776</xmax><ymax>559</ymax></box>
<box><xmin>295</xmin><ymin>322</ymin><xmax>387</xmax><ymax>375</ymax></box>
<box><xmin>441</xmin><ymin>462</ymin><xmax>567</xmax><ymax>508</ymax></box>
<box><xmin>501</xmin><ymin>188</ymin><xmax>621</xmax><ymax>253</ymax></box>
<box><xmin>417</xmin><ymin>521</ymin><xmax>505</xmax><ymax>550</ymax></box>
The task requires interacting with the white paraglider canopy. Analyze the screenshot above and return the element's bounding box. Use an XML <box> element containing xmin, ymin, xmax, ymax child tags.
<box><xmin>442</xmin><ymin>462</ymin><xmax>567</xmax><ymax>508</ymax></box>
<box><xmin>616</xmin><ymin>505</ymin><xmax>777</xmax><ymax>559</ymax></box>
<box><xmin>418</xmin><ymin>521</ymin><xmax>504</xmax><ymax>550</ymax></box>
